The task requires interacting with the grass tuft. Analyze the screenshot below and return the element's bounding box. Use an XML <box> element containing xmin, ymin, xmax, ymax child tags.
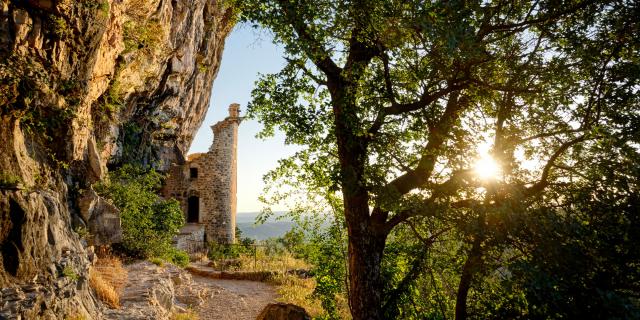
<box><xmin>149</xmin><ymin>257</ymin><xmax>164</xmax><ymax>267</ymax></box>
<box><xmin>89</xmin><ymin>255</ymin><xmax>127</xmax><ymax>308</ymax></box>
<box><xmin>172</xmin><ymin>309</ymin><xmax>199</xmax><ymax>320</ymax></box>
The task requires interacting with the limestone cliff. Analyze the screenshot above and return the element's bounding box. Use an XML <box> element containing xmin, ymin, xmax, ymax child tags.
<box><xmin>0</xmin><ymin>0</ymin><xmax>235</xmax><ymax>318</ymax></box>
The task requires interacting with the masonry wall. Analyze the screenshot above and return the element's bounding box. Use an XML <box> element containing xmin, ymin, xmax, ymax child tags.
<box><xmin>162</xmin><ymin>104</ymin><xmax>241</xmax><ymax>244</ymax></box>
<box><xmin>206</xmin><ymin>109</ymin><xmax>239</xmax><ymax>243</ymax></box>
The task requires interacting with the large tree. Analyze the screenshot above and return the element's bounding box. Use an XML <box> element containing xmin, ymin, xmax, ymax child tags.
<box><xmin>238</xmin><ymin>0</ymin><xmax>639</xmax><ymax>318</ymax></box>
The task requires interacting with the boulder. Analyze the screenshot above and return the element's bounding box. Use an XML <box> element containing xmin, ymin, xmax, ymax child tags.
<box><xmin>257</xmin><ymin>303</ymin><xmax>311</xmax><ymax>320</ymax></box>
<box><xmin>78</xmin><ymin>188</ymin><xmax>122</xmax><ymax>246</ymax></box>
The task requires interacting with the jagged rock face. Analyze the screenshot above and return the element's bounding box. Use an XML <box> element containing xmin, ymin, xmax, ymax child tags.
<box><xmin>94</xmin><ymin>0</ymin><xmax>236</xmax><ymax>169</ymax></box>
<box><xmin>0</xmin><ymin>0</ymin><xmax>235</xmax><ymax>318</ymax></box>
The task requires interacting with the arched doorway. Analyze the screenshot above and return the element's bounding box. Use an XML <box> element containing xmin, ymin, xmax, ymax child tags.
<box><xmin>187</xmin><ymin>196</ymin><xmax>199</xmax><ymax>223</ymax></box>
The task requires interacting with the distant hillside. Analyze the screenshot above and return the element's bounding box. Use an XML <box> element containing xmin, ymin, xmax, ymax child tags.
<box><xmin>237</xmin><ymin>221</ymin><xmax>296</xmax><ymax>240</ymax></box>
<box><xmin>236</xmin><ymin>211</ymin><xmax>293</xmax><ymax>240</ymax></box>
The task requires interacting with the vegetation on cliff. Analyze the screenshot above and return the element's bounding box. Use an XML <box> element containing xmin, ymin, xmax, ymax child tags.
<box><xmin>0</xmin><ymin>0</ymin><xmax>234</xmax><ymax>318</ymax></box>
<box><xmin>237</xmin><ymin>0</ymin><xmax>640</xmax><ymax>319</ymax></box>
<box><xmin>95</xmin><ymin>164</ymin><xmax>188</xmax><ymax>266</ymax></box>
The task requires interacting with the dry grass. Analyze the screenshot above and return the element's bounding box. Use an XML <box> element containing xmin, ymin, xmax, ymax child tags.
<box><xmin>189</xmin><ymin>251</ymin><xmax>207</xmax><ymax>263</ymax></box>
<box><xmin>271</xmin><ymin>275</ymin><xmax>323</xmax><ymax>317</ymax></box>
<box><xmin>89</xmin><ymin>255</ymin><xmax>127</xmax><ymax>308</ymax></box>
<box><xmin>206</xmin><ymin>252</ymin><xmax>350</xmax><ymax>318</ymax></box>
<box><xmin>124</xmin><ymin>0</ymin><xmax>152</xmax><ymax>20</ymax></box>
<box><xmin>270</xmin><ymin>274</ymin><xmax>351</xmax><ymax>319</ymax></box>
<box><xmin>172</xmin><ymin>309</ymin><xmax>199</xmax><ymax>320</ymax></box>
<box><xmin>235</xmin><ymin>251</ymin><xmax>311</xmax><ymax>273</ymax></box>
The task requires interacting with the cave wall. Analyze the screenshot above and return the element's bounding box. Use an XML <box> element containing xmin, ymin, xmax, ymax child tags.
<box><xmin>0</xmin><ymin>0</ymin><xmax>235</xmax><ymax>318</ymax></box>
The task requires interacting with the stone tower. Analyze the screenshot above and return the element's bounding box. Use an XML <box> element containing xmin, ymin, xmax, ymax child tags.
<box><xmin>163</xmin><ymin>103</ymin><xmax>242</xmax><ymax>246</ymax></box>
<box><xmin>207</xmin><ymin>103</ymin><xmax>241</xmax><ymax>243</ymax></box>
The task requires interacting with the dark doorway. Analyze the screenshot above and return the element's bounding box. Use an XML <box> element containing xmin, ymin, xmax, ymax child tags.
<box><xmin>190</xmin><ymin>167</ymin><xmax>198</xmax><ymax>179</ymax></box>
<box><xmin>187</xmin><ymin>196</ymin><xmax>199</xmax><ymax>223</ymax></box>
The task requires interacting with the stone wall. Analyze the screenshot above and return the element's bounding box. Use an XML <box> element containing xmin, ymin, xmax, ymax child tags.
<box><xmin>175</xmin><ymin>224</ymin><xmax>205</xmax><ymax>252</ymax></box>
<box><xmin>163</xmin><ymin>104</ymin><xmax>241</xmax><ymax>244</ymax></box>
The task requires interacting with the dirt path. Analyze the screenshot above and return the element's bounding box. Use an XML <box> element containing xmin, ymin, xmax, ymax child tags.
<box><xmin>192</xmin><ymin>275</ymin><xmax>278</xmax><ymax>320</ymax></box>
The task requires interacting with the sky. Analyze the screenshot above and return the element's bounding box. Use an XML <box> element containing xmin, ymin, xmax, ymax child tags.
<box><xmin>187</xmin><ymin>25</ymin><xmax>300</xmax><ymax>213</ymax></box>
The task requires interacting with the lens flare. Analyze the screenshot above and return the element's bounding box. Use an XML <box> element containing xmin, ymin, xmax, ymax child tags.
<box><xmin>475</xmin><ymin>155</ymin><xmax>500</xmax><ymax>180</ymax></box>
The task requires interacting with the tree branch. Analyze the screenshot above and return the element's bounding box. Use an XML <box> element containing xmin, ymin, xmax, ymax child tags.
<box><xmin>284</xmin><ymin>57</ymin><xmax>327</xmax><ymax>85</ymax></box>
<box><xmin>384</xmin><ymin>91</ymin><xmax>468</xmax><ymax>196</ymax></box>
<box><xmin>278</xmin><ymin>0</ymin><xmax>342</xmax><ymax>80</ymax></box>
<box><xmin>525</xmin><ymin>135</ymin><xmax>589</xmax><ymax>195</ymax></box>
<box><xmin>384</xmin><ymin>169</ymin><xmax>474</xmax><ymax>231</ymax></box>
<box><xmin>478</xmin><ymin>1</ymin><xmax>596</xmax><ymax>38</ymax></box>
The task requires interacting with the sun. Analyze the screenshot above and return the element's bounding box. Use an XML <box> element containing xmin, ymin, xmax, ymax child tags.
<box><xmin>475</xmin><ymin>155</ymin><xmax>501</xmax><ymax>180</ymax></box>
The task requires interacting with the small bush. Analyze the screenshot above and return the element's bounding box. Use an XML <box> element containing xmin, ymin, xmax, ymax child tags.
<box><xmin>62</xmin><ymin>266</ymin><xmax>79</xmax><ymax>281</ymax></box>
<box><xmin>167</xmin><ymin>248</ymin><xmax>190</xmax><ymax>268</ymax></box>
<box><xmin>122</xmin><ymin>19</ymin><xmax>163</xmax><ymax>54</ymax></box>
<box><xmin>94</xmin><ymin>164</ymin><xmax>184</xmax><ymax>259</ymax></box>
<box><xmin>0</xmin><ymin>172</ymin><xmax>22</xmax><ymax>188</ymax></box>
<box><xmin>208</xmin><ymin>242</ymin><xmax>248</xmax><ymax>261</ymax></box>
<box><xmin>149</xmin><ymin>257</ymin><xmax>164</xmax><ymax>267</ymax></box>
<box><xmin>149</xmin><ymin>248</ymin><xmax>189</xmax><ymax>268</ymax></box>
<box><xmin>51</xmin><ymin>16</ymin><xmax>71</xmax><ymax>38</ymax></box>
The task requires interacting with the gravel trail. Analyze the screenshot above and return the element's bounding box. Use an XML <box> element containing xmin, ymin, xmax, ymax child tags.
<box><xmin>193</xmin><ymin>275</ymin><xmax>278</xmax><ymax>320</ymax></box>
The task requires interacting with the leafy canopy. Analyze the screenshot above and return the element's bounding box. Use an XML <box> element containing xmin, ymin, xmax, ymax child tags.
<box><xmin>238</xmin><ymin>0</ymin><xmax>639</xmax><ymax>318</ymax></box>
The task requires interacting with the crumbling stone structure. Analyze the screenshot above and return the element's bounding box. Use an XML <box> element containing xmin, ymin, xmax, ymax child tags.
<box><xmin>163</xmin><ymin>104</ymin><xmax>241</xmax><ymax>245</ymax></box>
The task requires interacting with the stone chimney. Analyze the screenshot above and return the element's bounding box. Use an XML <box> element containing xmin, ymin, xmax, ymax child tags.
<box><xmin>228</xmin><ymin>103</ymin><xmax>240</xmax><ymax>118</ymax></box>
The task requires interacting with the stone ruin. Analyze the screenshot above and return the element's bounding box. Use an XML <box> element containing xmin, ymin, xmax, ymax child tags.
<box><xmin>162</xmin><ymin>104</ymin><xmax>242</xmax><ymax>248</ymax></box>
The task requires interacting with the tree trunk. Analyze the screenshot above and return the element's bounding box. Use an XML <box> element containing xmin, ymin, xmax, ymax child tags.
<box><xmin>347</xmin><ymin>214</ymin><xmax>387</xmax><ymax>320</ymax></box>
<box><xmin>455</xmin><ymin>237</ymin><xmax>483</xmax><ymax>320</ymax></box>
<box><xmin>329</xmin><ymin>81</ymin><xmax>388</xmax><ymax>319</ymax></box>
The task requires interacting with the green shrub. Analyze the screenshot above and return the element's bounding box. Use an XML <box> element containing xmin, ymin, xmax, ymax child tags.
<box><xmin>95</xmin><ymin>164</ymin><xmax>184</xmax><ymax>259</ymax></box>
<box><xmin>51</xmin><ymin>16</ymin><xmax>71</xmax><ymax>38</ymax></box>
<box><xmin>0</xmin><ymin>172</ymin><xmax>22</xmax><ymax>188</ymax></box>
<box><xmin>149</xmin><ymin>257</ymin><xmax>164</xmax><ymax>267</ymax></box>
<box><xmin>165</xmin><ymin>248</ymin><xmax>189</xmax><ymax>268</ymax></box>
<box><xmin>62</xmin><ymin>266</ymin><xmax>80</xmax><ymax>281</ymax></box>
<box><xmin>208</xmin><ymin>242</ymin><xmax>250</xmax><ymax>261</ymax></box>
<box><xmin>122</xmin><ymin>19</ymin><xmax>163</xmax><ymax>54</ymax></box>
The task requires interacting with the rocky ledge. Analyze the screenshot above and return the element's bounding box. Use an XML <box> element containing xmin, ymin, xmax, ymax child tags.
<box><xmin>104</xmin><ymin>261</ymin><xmax>210</xmax><ymax>320</ymax></box>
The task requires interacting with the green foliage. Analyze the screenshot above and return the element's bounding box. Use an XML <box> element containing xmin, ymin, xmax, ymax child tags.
<box><xmin>62</xmin><ymin>266</ymin><xmax>80</xmax><ymax>281</ymax></box>
<box><xmin>149</xmin><ymin>249</ymin><xmax>188</xmax><ymax>268</ymax></box>
<box><xmin>306</xmin><ymin>222</ymin><xmax>348</xmax><ymax>320</ymax></box>
<box><xmin>0</xmin><ymin>172</ymin><xmax>22</xmax><ymax>188</ymax></box>
<box><xmin>74</xmin><ymin>226</ymin><xmax>90</xmax><ymax>240</ymax></box>
<box><xmin>506</xmin><ymin>139</ymin><xmax>640</xmax><ymax>319</ymax></box>
<box><xmin>122</xmin><ymin>19</ymin><xmax>163</xmax><ymax>54</ymax></box>
<box><xmin>208</xmin><ymin>242</ymin><xmax>247</xmax><ymax>260</ymax></box>
<box><xmin>98</xmin><ymin>1</ymin><xmax>110</xmax><ymax>16</ymax></box>
<box><xmin>149</xmin><ymin>257</ymin><xmax>164</xmax><ymax>267</ymax></box>
<box><xmin>239</xmin><ymin>0</ymin><xmax>640</xmax><ymax>318</ymax></box>
<box><xmin>51</xmin><ymin>16</ymin><xmax>71</xmax><ymax>38</ymax></box>
<box><xmin>95</xmin><ymin>164</ymin><xmax>185</xmax><ymax>259</ymax></box>
<box><xmin>83</xmin><ymin>1</ymin><xmax>110</xmax><ymax>17</ymax></box>
<box><xmin>236</xmin><ymin>226</ymin><xmax>256</xmax><ymax>248</ymax></box>
<box><xmin>103</xmin><ymin>79</ymin><xmax>124</xmax><ymax>113</ymax></box>
<box><xmin>277</xmin><ymin>228</ymin><xmax>306</xmax><ymax>258</ymax></box>
<box><xmin>195</xmin><ymin>53</ymin><xmax>208</xmax><ymax>74</ymax></box>
<box><xmin>165</xmin><ymin>247</ymin><xmax>190</xmax><ymax>268</ymax></box>
<box><xmin>207</xmin><ymin>227</ymin><xmax>256</xmax><ymax>261</ymax></box>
